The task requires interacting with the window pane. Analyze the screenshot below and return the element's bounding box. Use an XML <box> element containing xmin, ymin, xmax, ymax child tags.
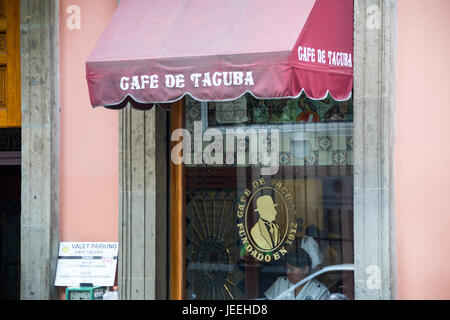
<box><xmin>184</xmin><ymin>94</ymin><xmax>354</xmax><ymax>300</ymax></box>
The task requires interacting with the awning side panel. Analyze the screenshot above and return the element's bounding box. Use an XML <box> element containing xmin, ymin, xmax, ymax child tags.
<box><xmin>290</xmin><ymin>0</ymin><xmax>354</xmax><ymax>100</ymax></box>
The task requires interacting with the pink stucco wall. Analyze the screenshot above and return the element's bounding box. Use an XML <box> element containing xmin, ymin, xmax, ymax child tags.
<box><xmin>396</xmin><ymin>0</ymin><xmax>450</xmax><ymax>299</ymax></box>
<box><xmin>59</xmin><ymin>0</ymin><xmax>118</xmax><ymax>242</ymax></box>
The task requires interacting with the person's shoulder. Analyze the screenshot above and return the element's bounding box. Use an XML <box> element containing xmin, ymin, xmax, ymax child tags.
<box><xmin>273</xmin><ymin>276</ymin><xmax>291</xmax><ymax>291</ymax></box>
<box><xmin>250</xmin><ymin>221</ymin><xmax>259</xmax><ymax>233</ymax></box>
<box><xmin>278</xmin><ymin>276</ymin><xmax>290</xmax><ymax>283</ymax></box>
<box><xmin>264</xmin><ymin>276</ymin><xmax>290</xmax><ymax>299</ymax></box>
<box><xmin>272</xmin><ymin>276</ymin><xmax>289</xmax><ymax>286</ymax></box>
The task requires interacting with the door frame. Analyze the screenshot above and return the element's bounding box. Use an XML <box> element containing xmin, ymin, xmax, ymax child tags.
<box><xmin>169</xmin><ymin>99</ymin><xmax>186</xmax><ymax>300</ymax></box>
<box><xmin>19</xmin><ymin>0</ymin><xmax>60</xmax><ymax>300</ymax></box>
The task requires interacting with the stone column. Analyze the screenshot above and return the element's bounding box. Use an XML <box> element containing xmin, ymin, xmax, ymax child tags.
<box><xmin>20</xmin><ymin>0</ymin><xmax>60</xmax><ymax>300</ymax></box>
<box><xmin>353</xmin><ymin>0</ymin><xmax>397</xmax><ymax>299</ymax></box>
<box><xmin>118</xmin><ymin>106</ymin><xmax>168</xmax><ymax>300</ymax></box>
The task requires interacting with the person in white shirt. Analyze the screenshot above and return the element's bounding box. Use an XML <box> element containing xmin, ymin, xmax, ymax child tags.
<box><xmin>264</xmin><ymin>245</ymin><xmax>330</xmax><ymax>300</ymax></box>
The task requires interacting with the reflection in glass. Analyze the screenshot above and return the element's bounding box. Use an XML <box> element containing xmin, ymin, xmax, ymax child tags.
<box><xmin>184</xmin><ymin>94</ymin><xmax>354</xmax><ymax>300</ymax></box>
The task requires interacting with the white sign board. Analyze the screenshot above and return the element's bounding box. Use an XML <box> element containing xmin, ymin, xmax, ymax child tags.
<box><xmin>54</xmin><ymin>242</ymin><xmax>118</xmax><ymax>287</ymax></box>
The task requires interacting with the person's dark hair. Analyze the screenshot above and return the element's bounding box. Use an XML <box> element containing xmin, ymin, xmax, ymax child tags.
<box><xmin>286</xmin><ymin>246</ymin><xmax>312</xmax><ymax>271</ymax></box>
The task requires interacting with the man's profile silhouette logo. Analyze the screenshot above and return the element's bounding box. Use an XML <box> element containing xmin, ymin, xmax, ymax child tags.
<box><xmin>236</xmin><ymin>178</ymin><xmax>298</xmax><ymax>263</ymax></box>
<box><xmin>250</xmin><ymin>195</ymin><xmax>281</xmax><ymax>251</ymax></box>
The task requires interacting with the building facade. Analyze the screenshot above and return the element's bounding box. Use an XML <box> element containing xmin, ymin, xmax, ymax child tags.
<box><xmin>0</xmin><ymin>0</ymin><xmax>448</xmax><ymax>300</ymax></box>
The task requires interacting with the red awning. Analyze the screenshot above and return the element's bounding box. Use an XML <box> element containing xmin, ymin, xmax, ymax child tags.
<box><xmin>86</xmin><ymin>0</ymin><xmax>353</xmax><ymax>109</ymax></box>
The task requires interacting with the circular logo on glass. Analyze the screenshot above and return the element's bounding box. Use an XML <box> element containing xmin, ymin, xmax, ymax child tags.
<box><xmin>236</xmin><ymin>178</ymin><xmax>298</xmax><ymax>263</ymax></box>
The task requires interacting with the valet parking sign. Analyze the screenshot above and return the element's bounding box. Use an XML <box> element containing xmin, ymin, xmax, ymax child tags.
<box><xmin>55</xmin><ymin>242</ymin><xmax>118</xmax><ymax>287</ymax></box>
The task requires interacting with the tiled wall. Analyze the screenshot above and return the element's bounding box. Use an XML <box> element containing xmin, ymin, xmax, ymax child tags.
<box><xmin>185</xmin><ymin>96</ymin><xmax>353</xmax><ymax>167</ymax></box>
